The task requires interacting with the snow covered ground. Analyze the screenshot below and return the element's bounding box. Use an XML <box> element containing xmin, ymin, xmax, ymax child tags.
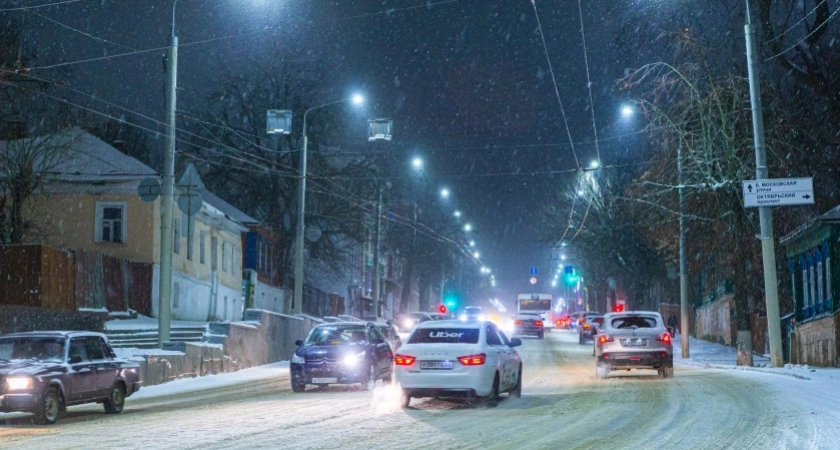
<box><xmin>104</xmin><ymin>315</ymin><xmax>209</xmax><ymax>331</ymax></box>
<box><xmin>127</xmin><ymin>362</ymin><xmax>290</xmax><ymax>401</ymax></box>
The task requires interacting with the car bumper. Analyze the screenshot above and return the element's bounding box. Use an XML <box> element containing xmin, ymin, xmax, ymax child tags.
<box><xmin>291</xmin><ymin>361</ymin><xmax>369</xmax><ymax>385</ymax></box>
<box><xmin>0</xmin><ymin>392</ymin><xmax>38</xmax><ymax>413</ymax></box>
<box><xmin>514</xmin><ymin>326</ymin><xmax>543</xmax><ymax>336</ymax></box>
<box><xmin>395</xmin><ymin>366</ymin><xmax>495</xmax><ymax>398</ymax></box>
<box><xmin>598</xmin><ymin>352</ymin><xmax>672</xmax><ymax>370</ymax></box>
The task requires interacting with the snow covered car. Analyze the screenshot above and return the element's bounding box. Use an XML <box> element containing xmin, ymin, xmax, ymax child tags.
<box><xmin>594</xmin><ymin>311</ymin><xmax>673</xmax><ymax>379</ymax></box>
<box><xmin>393</xmin><ymin>320</ymin><xmax>522</xmax><ymax>407</ymax></box>
<box><xmin>0</xmin><ymin>331</ymin><xmax>141</xmax><ymax>424</ymax></box>
<box><xmin>290</xmin><ymin>322</ymin><xmax>394</xmax><ymax>392</ymax></box>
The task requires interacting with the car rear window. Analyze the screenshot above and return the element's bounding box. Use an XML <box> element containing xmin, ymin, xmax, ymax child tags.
<box><xmin>408</xmin><ymin>328</ymin><xmax>480</xmax><ymax>344</ymax></box>
<box><xmin>610</xmin><ymin>316</ymin><xmax>658</xmax><ymax>329</ymax></box>
<box><xmin>590</xmin><ymin>317</ymin><xmax>604</xmax><ymax>325</ymax></box>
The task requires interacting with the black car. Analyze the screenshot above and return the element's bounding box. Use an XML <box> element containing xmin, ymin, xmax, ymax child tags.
<box><xmin>372</xmin><ymin>321</ymin><xmax>402</xmax><ymax>352</ymax></box>
<box><xmin>0</xmin><ymin>331</ymin><xmax>142</xmax><ymax>424</ymax></box>
<box><xmin>578</xmin><ymin>315</ymin><xmax>604</xmax><ymax>344</ymax></box>
<box><xmin>513</xmin><ymin>312</ymin><xmax>545</xmax><ymax>339</ymax></box>
<box><xmin>290</xmin><ymin>322</ymin><xmax>394</xmax><ymax>392</ymax></box>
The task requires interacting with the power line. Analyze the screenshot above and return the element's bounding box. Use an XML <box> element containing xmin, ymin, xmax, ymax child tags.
<box><xmin>28</xmin><ymin>9</ymin><xmax>137</xmax><ymax>51</ymax></box>
<box><xmin>0</xmin><ymin>0</ymin><xmax>83</xmax><ymax>12</ymax></box>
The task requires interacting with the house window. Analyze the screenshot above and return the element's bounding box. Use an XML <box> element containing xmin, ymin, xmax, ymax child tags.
<box><xmin>200</xmin><ymin>230</ymin><xmax>206</xmax><ymax>264</ymax></box>
<box><xmin>222</xmin><ymin>241</ymin><xmax>228</xmax><ymax>272</ymax></box>
<box><xmin>95</xmin><ymin>202</ymin><xmax>126</xmax><ymax>243</ymax></box>
<box><xmin>184</xmin><ymin>216</ymin><xmax>193</xmax><ymax>261</ymax></box>
<box><xmin>211</xmin><ymin>236</ymin><xmax>218</xmax><ymax>270</ymax></box>
<box><xmin>231</xmin><ymin>244</ymin><xmax>236</xmax><ymax>273</ymax></box>
<box><xmin>173</xmin><ymin>217</ymin><xmax>180</xmax><ymax>254</ymax></box>
<box><xmin>173</xmin><ymin>282</ymin><xmax>180</xmax><ymax>308</ymax></box>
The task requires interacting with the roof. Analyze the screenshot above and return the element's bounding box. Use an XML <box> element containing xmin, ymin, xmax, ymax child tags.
<box><xmin>200</xmin><ymin>188</ymin><xmax>258</xmax><ymax>226</ymax></box>
<box><xmin>416</xmin><ymin>319</ymin><xmax>485</xmax><ymax>329</ymax></box>
<box><xmin>0</xmin><ymin>127</ymin><xmax>158</xmax><ymax>182</ymax></box>
<box><xmin>1</xmin><ymin>331</ymin><xmax>107</xmax><ymax>339</ymax></box>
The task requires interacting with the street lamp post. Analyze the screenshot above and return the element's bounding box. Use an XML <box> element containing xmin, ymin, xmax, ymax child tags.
<box><xmin>292</xmin><ymin>95</ymin><xmax>364</xmax><ymax>315</ymax></box>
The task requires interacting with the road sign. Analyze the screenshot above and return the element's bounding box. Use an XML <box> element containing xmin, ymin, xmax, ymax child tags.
<box><xmin>530</xmin><ymin>267</ymin><xmax>538</xmax><ymax>276</ymax></box>
<box><xmin>742</xmin><ymin>177</ymin><xmax>814</xmax><ymax>208</ymax></box>
<box><xmin>137</xmin><ymin>177</ymin><xmax>161</xmax><ymax>202</ymax></box>
<box><xmin>529</xmin><ymin>277</ymin><xmax>537</xmax><ymax>285</ymax></box>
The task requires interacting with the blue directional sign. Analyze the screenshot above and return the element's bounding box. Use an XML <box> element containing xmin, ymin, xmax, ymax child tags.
<box><xmin>530</xmin><ymin>267</ymin><xmax>538</xmax><ymax>276</ymax></box>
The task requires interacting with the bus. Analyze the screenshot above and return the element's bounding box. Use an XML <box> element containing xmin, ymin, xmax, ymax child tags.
<box><xmin>517</xmin><ymin>293</ymin><xmax>553</xmax><ymax>330</ymax></box>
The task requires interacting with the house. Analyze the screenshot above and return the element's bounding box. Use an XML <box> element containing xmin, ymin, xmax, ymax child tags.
<box><xmin>21</xmin><ymin>128</ymin><xmax>254</xmax><ymax>322</ymax></box>
<box><xmin>782</xmin><ymin>205</ymin><xmax>839</xmax><ymax>366</ymax></box>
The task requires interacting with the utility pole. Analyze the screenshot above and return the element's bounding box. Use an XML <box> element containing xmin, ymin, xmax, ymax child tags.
<box><xmin>678</xmin><ymin>141</ymin><xmax>690</xmax><ymax>358</ymax></box>
<box><xmin>745</xmin><ymin>2</ymin><xmax>783</xmax><ymax>367</ymax></box>
<box><xmin>158</xmin><ymin>0</ymin><xmax>178</xmax><ymax>347</ymax></box>
<box><xmin>372</xmin><ymin>186</ymin><xmax>383</xmax><ymax>317</ymax></box>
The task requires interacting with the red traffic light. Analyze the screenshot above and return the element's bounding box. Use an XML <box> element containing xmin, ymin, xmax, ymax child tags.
<box><xmin>438</xmin><ymin>304</ymin><xmax>447</xmax><ymax>314</ymax></box>
<box><xmin>613</xmin><ymin>303</ymin><xmax>625</xmax><ymax>313</ymax></box>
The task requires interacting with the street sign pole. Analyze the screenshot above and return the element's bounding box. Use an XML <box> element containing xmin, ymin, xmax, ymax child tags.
<box><xmin>745</xmin><ymin>6</ymin><xmax>783</xmax><ymax>367</ymax></box>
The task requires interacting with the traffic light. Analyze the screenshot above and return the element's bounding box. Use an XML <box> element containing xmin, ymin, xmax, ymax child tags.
<box><xmin>438</xmin><ymin>304</ymin><xmax>448</xmax><ymax>314</ymax></box>
<box><xmin>613</xmin><ymin>303</ymin><xmax>625</xmax><ymax>313</ymax></box>
<box><xmin>563</xmin><ymin>266</ymin><xmax>580</xmax><ymax>286</ymax></box>
<box><xmin>444</xmin><ymin>293</ymin><xmax>459</xmax><ymax>310</ymax></box>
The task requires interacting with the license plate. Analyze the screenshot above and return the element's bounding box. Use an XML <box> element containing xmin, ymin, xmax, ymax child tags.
<box><xmin>311</xmin><ymin>377</ymin><xmax>337</xmax><ymax>384</ymax></box>
<box><xmin>621</xmin><ymin>338</ymin><xmax>647</xmax><ymax>347</ymax></box>
<box><xmin>420</xmin><ymin>360</ymin><xmax>453</xmax><ymax>370</ymax></box>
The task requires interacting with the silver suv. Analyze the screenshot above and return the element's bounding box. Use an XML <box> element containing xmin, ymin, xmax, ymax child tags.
<box><xmin>594</xmin><ymin>311</ymin><xmax>673</xmax><ymax>379</ymax></box>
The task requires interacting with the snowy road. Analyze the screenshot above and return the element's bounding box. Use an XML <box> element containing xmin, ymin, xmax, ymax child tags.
<box><xmin>1</xmin><ymin>330</ymin><xmax>837</xmax><ymax>449</ymax></box>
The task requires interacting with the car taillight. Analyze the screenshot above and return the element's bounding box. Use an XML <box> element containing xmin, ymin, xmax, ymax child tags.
<box><xmin>394</xmin><ymin>354</ymin><xmax>416</xmax><ymax>366</ymax></box>
<box><xmin>583</xmin><ymin>324</ymin><xmax>590</xmax><ymax>329</ymax></box>
<box><xmin>534</xmin><ymin>320</ymin><xmax>543</xmax><ymax>327</ymax></box>
<box><xmin>657</xmin><ymin>332</ymin><xmax>672</xmax><ymax>344</ymax></box>
<box><xmin>598</xmin><ymin>334</ymin><xmax>614</xmax><ymax>344</ymax></box>
<box><xmin>514</xmin><ymin>320</ymin><xmax>522</xmax><ymax>325</ymax></box>
<box><xmin>457</xmin><ymin>353</ymin><xmax>486</xmax><ymax>366</ymax></box>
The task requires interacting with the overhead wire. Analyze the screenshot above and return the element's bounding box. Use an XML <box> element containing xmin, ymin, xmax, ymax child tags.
<box><xmin>0</xmin><ymin>0</ymin><xmax>83</xmax><ymax>11</ymax></box>
<box><xmin>764</xmin><ymin>2</ymin><xmax>840</xmax><ymax>61</ymax></box>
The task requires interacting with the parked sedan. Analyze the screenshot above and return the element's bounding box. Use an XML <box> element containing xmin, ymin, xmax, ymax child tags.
<box><xmin>394</xmin><ymin>320</ymin><xmax>522</xmax><ymax>408</ymax></box>
<box><xmin>0</xmin><ymin>331</ymin><xmax>141</xmax><ymax>424</ymax></box>
<box><xmin>594</xmin><ymin>312</ymin><xmax>673</xmax><ymax>379</ymax></box>
<box><xmin>578</xmin><ymin>315</ymin><xmax>604</xmax><ymax>344</ymax></box>
<box><xmin>290</xmin><ymin>322</ymin><xmax>394</xmax><ymax>392</ymax></box>
<box><xmin>513</xmin><ymin>312</ymin><xmax>544</xmax><ymax>339</ymax></box>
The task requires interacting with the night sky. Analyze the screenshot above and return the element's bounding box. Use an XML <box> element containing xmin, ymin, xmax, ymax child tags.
<box><xmin>9</xmin><ymin>0</ymin><xmax>682</xmax><ymax>303</ymax></box>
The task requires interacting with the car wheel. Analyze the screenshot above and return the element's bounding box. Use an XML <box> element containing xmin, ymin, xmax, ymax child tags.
<box><xmin>291</xmin><ymin>381</ymin><xmax>306</xmax><ymax>392</ymax></box>
<box><xmin>103</xmin><ymin>383</ymin><xmax>126</xmax><ymax>414</ymax></box>
<box><xmin>662</xmin><ymin>366</ymin><xmax>674</xmax><ymax>379</ymax></box>
<box><xmin>510</xmin><ymin>366</ymin><xmax>522</xmax><ymax>399</ymax></box>
<box><xmin>33</xmin><ymin>386</ymin><xmax>61</xmax><ymax>425</ymax></box>
<box><xmin>365</xmin><ymin>363</ymin><xmax>377</xmax><ymax>391</ymax></box>
<box><xmin>400</xmin><ymin>389</ymin><xmax>411</xmax><ymax>408</ymax></box>
<box><xmin>482</xmin><ymin>373</ymin><xmax>500</xmax><ymax>407</ymax></box>
<box><xmin>595</xmin><ymin>363</ymin><xmax>609</xmax><ymax>379</ymax></box>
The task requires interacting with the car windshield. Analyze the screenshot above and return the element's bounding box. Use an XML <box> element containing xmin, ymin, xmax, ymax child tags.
<box><xmin>610</xmin><ymin>316</ymin><xmax>658</xmax><ymax>329</ymax></box>
<box><xmin>0</xmin><ymin>337</ymin><xmax>65</xmax><ymax>362</ymax></box>
<box><xmin>305</xmin><ymin>326</ymin><xmax>368</xmax><ymax>346</ymax></box>
<box><xmin>408</xmin><ymin>328</ymin><xmax>480</xmax><ymax>344</ymax></box>
<box><xmin>464</xmin><ymin>307</ymin><xmax>482</xmax><ymax>315</ymax></box>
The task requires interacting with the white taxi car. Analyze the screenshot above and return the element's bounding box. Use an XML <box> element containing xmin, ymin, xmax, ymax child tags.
<box><xmin>393</xmin><ymin>320</ymin><xmax>523</xmax><ymax>407</ymax></box>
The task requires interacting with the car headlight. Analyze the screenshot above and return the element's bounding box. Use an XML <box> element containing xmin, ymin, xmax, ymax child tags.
<box><xmin>291</xmin><ymin>353</ymin><xmax>305</xmax><ymax>364</ymax></box>
<box><xmin>7</xmin><ymin>377</ymin><xmax>34</xmax><ymax>390</ymax></box>
<box><xmin>459</xmin><ymin>314</ymin><xmax>467</xmax><ymax>321</ymax></box>
<box><xmin>478</xmin><ymin>314</ymin><xmax>486</xmax><ymax>322</ymax></box>
<box><xmin>342</xmin><ymin>350</ymin><xmax>366</xmax><ymax>366</ymax></box>
<box><xmin>403</xmin><ymin>319</ymin><xmax>414</xmax><ymax>329</ymax></box>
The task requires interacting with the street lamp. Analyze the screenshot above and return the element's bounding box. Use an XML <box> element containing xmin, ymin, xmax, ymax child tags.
<box><xmin>411</xmin><ymin>157</ymin><xmax>423</xmax><ymax>171</ymax></box>
<box><xmin>291</xmin><ymin>93</ymin><xmax>365</xmax><ymax>315</ymax></box>
<box><xmin>464</xmin><ymin>223</ymin><xmax>472</xmax><ymax>232</ymax></box>
<box><xmin>454</xmin><ymin>210</ymin><xmax>461</xmax><ymax>218</ymax></box>
<box><xmin>440</xmin><ymin>188</ymin><xmax>450</xmax><ymax>199</ymax></box>
<box><xmin>620</xmin><ymin>104</ymin><xmax>634</xmax><ymax>119</ymax></box>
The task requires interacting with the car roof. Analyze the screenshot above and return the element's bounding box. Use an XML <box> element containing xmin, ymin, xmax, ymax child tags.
<box><xmin>415</xmin><ymin>319</ymin><xmax>485</xmax><ymax>330</ymax></box>
<box><xmin>602</xmin><ymin>311</ymin><xmax>663</xmax><ymax>319</ymax></box>
<box><xmin>0</xmin><ymin>331</ymin><xmax>107</xmax><ymax>339</ymax></box>
<box><xmin>314</xmin><ymin>321</ymin><xmax>370</xmax><ymax>328</ymax></box>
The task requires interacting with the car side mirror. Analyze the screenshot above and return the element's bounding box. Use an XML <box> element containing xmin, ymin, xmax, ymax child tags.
<box><xmin>69</xmin><ymin>355</ymin><xmax>83</xmax><ymax>364</ymax></box>
<box><xmin>295</xmin><ymin>339</ymin><xmax>304</xmax><ymax>347</ymax></box>
<box><xmin>509</xmin><ymin>338</ymin><xmax>522</xmax><ymax>348</ymax></box>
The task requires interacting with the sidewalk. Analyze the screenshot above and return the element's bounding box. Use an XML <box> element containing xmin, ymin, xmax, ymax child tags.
<box><xmin>672</xmin><ymin>333</ymin><xmax>838</xmax><ymax>381</ymax></box>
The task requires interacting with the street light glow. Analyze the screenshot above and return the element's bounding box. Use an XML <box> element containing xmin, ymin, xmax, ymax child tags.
<box><xmin>473</xmin><ymin>251</ymin><xmax>480</xmax><ymax>258</ymax></box>
<box><xmin>621</xmin><ymin>104</ymin><xmax>634</xmax><ymax>118</ymax></box>
<box><xmin>440</xmin><ymin>188</ymin><xmax>450</xmax><ymax>199</ymax></box>
<box><xmin>589</xmin><ymin>160</ymin><xmax>600</xmax><ymax>169</ymax></box>
<box><xmin>464</xmin><ymin>223</ymin><xmax>472</xmax><ymax>232</ymax></box>
<box><xmin>412</xmin><ymin>157</ymin><xmax>423</xmax><ymax>170</ymax></box>
<box><xmin>454</xmin><ymin>210</ymin><xmax>461</xmax><ymax>218</ymax></box>
<box><xmin>469</xmin><ymin>240</ymin><xmax>475</xmax><ymax>247</ymax></box>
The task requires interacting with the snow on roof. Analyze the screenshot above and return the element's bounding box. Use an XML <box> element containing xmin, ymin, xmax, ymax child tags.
<box><xmin>199</xmin><ymin>188</ymin><xmax>258</xmax><ymax>226</ymax></box>
<box><xmin>0</xmin><ymin>127</ymin><xmax>158</xmax><ymax>182</ymax></box>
